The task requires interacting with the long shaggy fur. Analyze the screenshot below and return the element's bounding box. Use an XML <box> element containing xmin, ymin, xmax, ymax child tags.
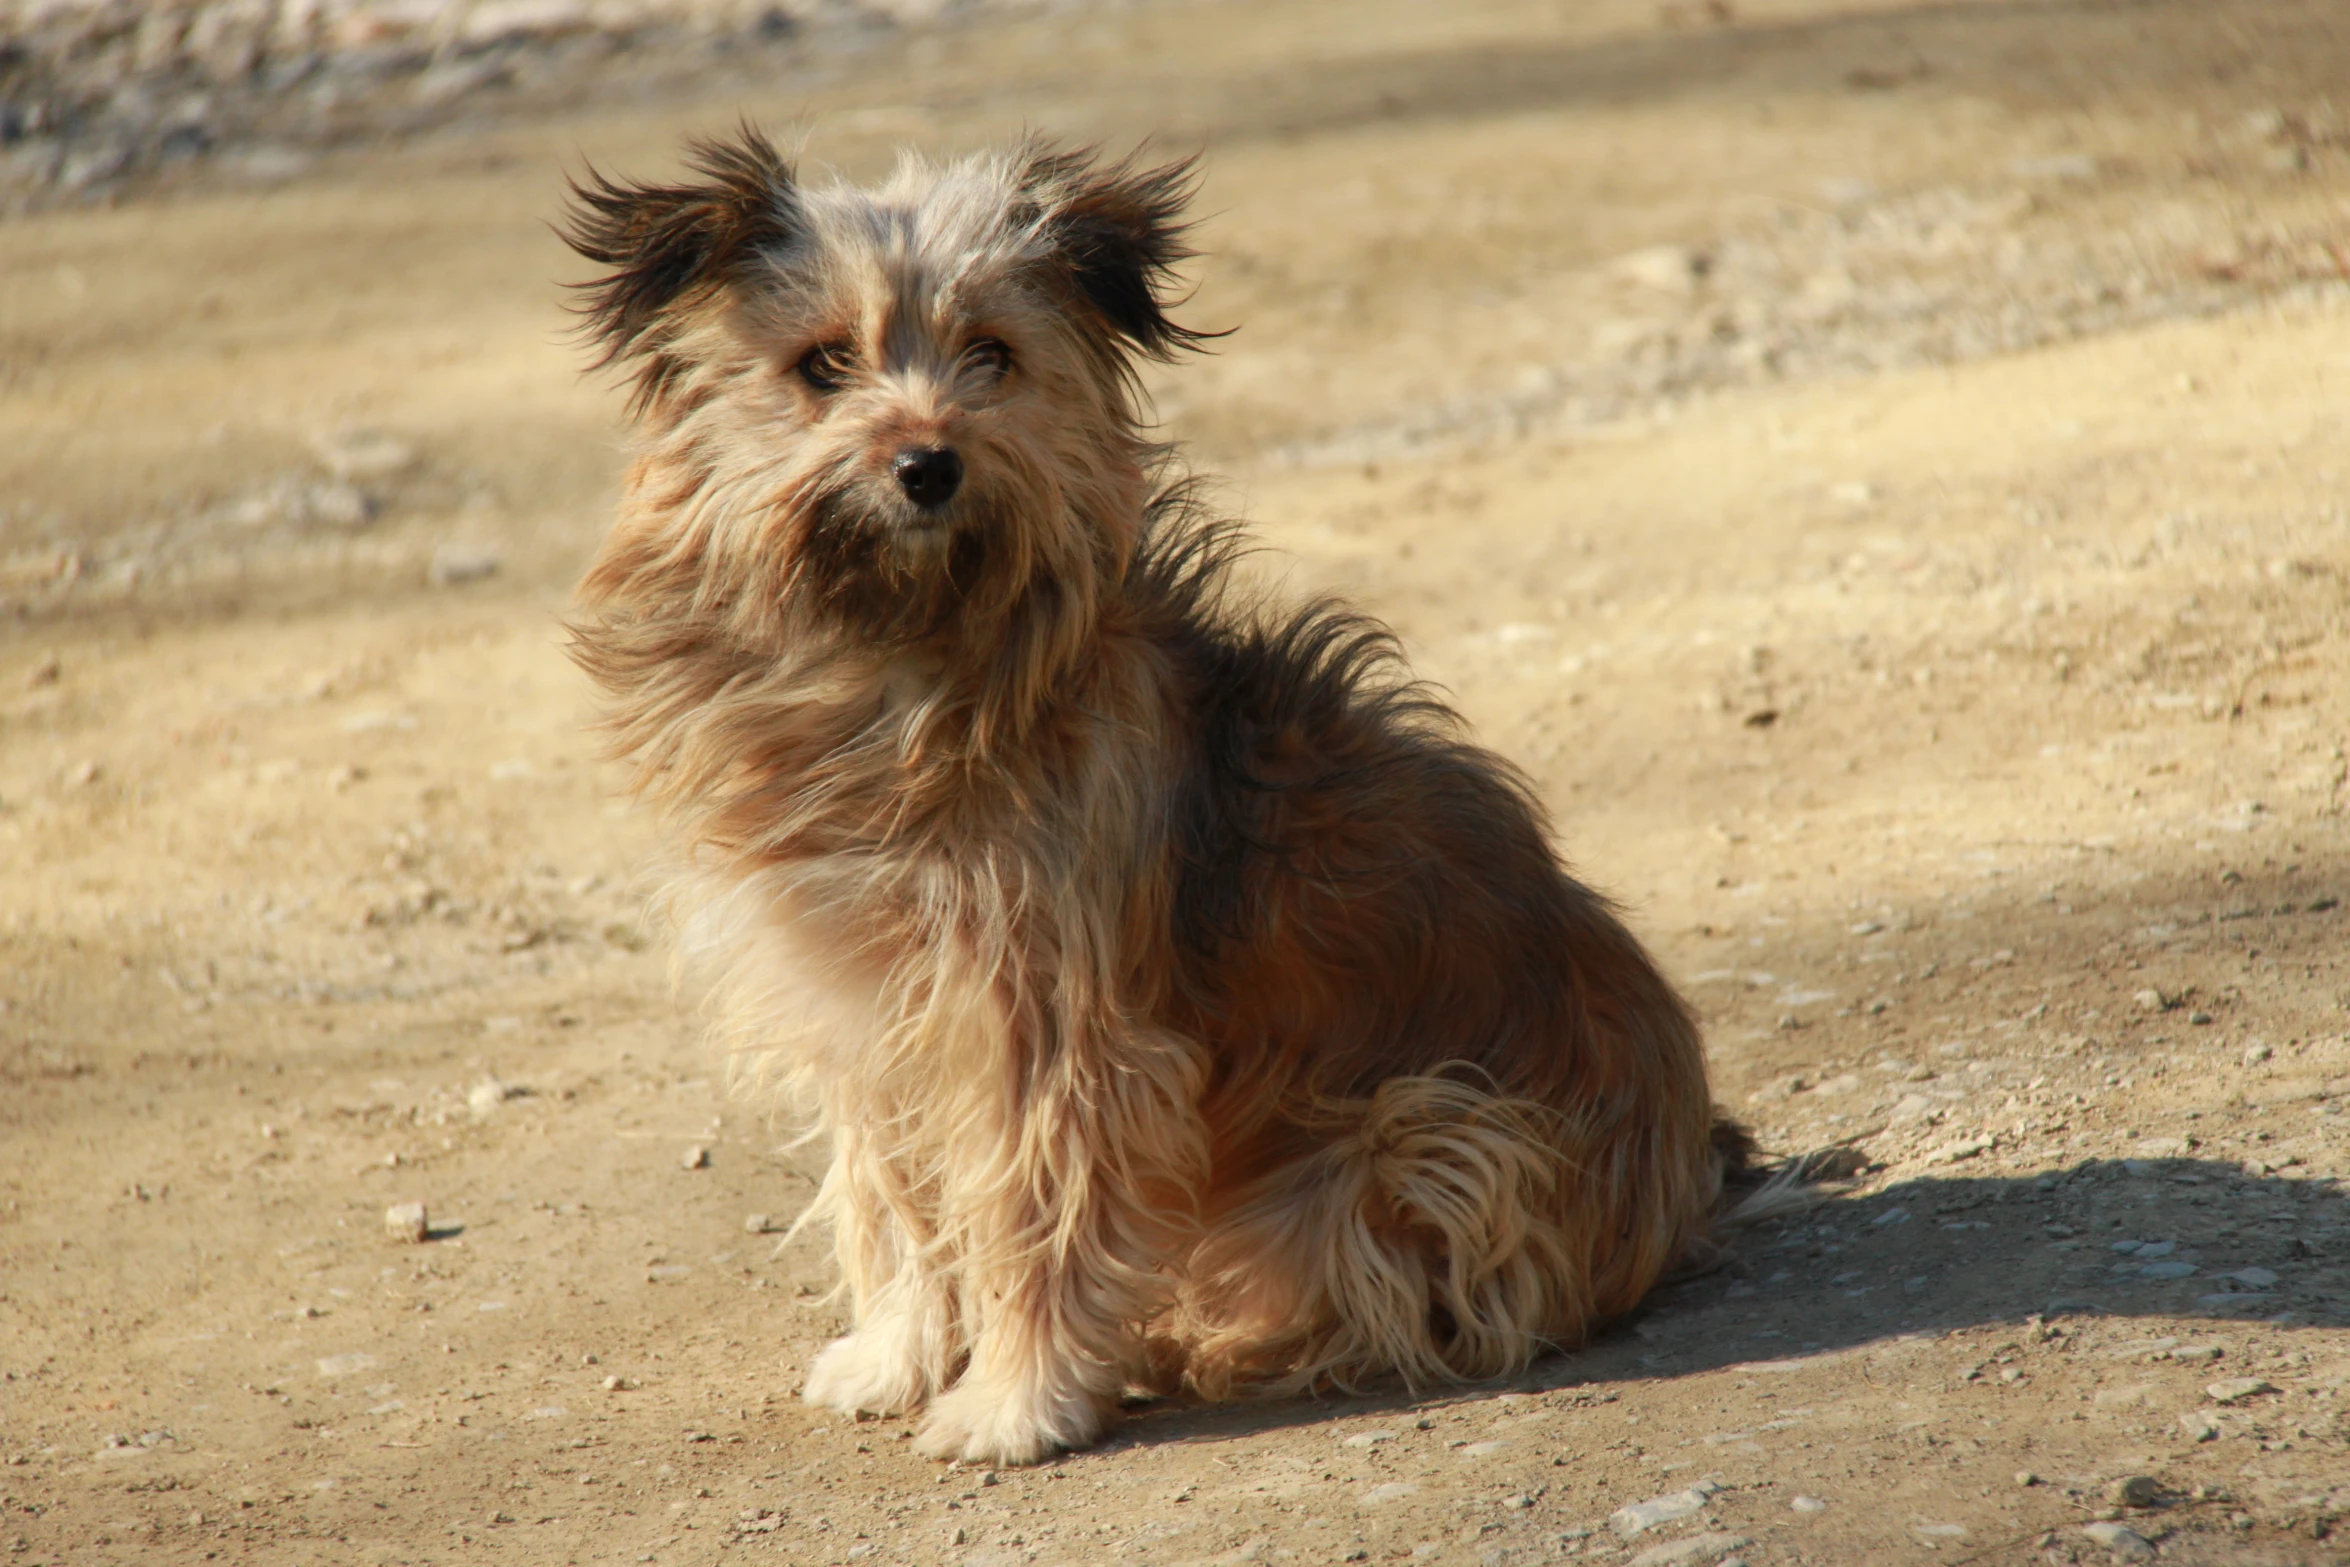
<box><xmin>562</xmin><ymin>130</ymin><xmax>1732</xmax><ymax>1464</ymax></box>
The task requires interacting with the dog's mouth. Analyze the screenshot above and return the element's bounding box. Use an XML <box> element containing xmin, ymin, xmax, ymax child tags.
<box><xmin>796</xmin><ymin>484</ymin><xmax>995</xmax><ymax>641</ymax></box>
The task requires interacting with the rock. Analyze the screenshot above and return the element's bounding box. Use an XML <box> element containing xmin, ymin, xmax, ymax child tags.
<box><xmin>2243</xmin><ymin>1042</ymin><xmax>2272</xmax><ymax>1065</ymax></box>
<box><xmin>681</xmin><ymin>1145</ymin><xmax>710</xmax><ymax>1170</ymax></box>
<box><xmin>1342</xmin><ymin>1430</ymin><xmax>1396</xmax><ymax>1447</ymax></box>
<box><xmin>384</xmin><ymin>1201</ymin><xmax>428</xmax><ymax>1243</ymax></box>
<box><xmin>1611</xmin><ymin>1482</ymin><xmax>1722</xmax><ymax>1537</ymax></box>
<box><xmin>2219</xmin><ymin>1267</ymin><xmax>2278</xmax><ymax>1290</ymax></box>
<box><xmin>460</xmin><ymin>0</ymin><xmax>592</xmax><ymax>44</ymax></box>
<box><xmin>1790</xmin><ymin>1494</ymin><xmax>1828</xmax><ymax>1512</ymax></box>
<box><xmin>26</xmin><ymin>653</ymin><xmax>59</xmax><ymax>687</ymax></box>
<box><xmin>2167</xmin><ymin>1343</ymin><xmax>2222</xmax><ymax>1364</ymax></box>
<box><xmin>1610</xmin><ymin>244</ymin><xmax>1710</xmax><ymax>293</ymax></box>
<box><xmin>467</xmin><ymin>1078</ymin><xmax>515</xmax><ymax>1116</ymax></box>
<box><xmin>602</xmin><ymin>1374</ymin><xmax>630</xmax><ymax>1391</ymax></box>
<box><xmin>317</xmin><ymin>431</ymin><xmax>418</xmax><ymax>481</ymax></box>
<box><xmin>2206</xmin><ymin>1377</ymin><xmax>2275</xmax><ymax>1404</ymax></box>
<box><xmin>2137</xmin><ymin>1260</ymin><xmax>2197</xmax><ymax>1280</ymax></box>
<box><xmin>2178</xmin><ymin>1410</ymin><xmax>2220</xmax><ymax>1442</ymax></box>
<box><xmin>411</xmin><ymin>56</ymin><xmax>513</xmax><ymax>107</ymax></box>
<box><xmin>2080</xmin><ymin>1521</ymin><xmax>2155</xmax><ymax>1560</ymax></box>
<box><xmin>2107</xmin><ymin>1475</ymin><xmax>2158</xmax><ymax>1506</ymax></box>
<box><xmin>428</xmin><ymin>545</ymin><xmax>502</xmax><ymax>586</ymax></box>
<box><xmin>2014</xmin><ymin>1471</ymin><xmax>2039</xmax><ymax>1487</ymax></box>
<box><xmin>68</xmin><ymin>759</ymin><xmax>100</xmax><ymax>786</ymax></box>
<box><xmin>743</xmin><ymin>1213</ymin><xmax>775</xmax><ymax>1234</ymax></box>
<box><xmin>1626</xmin><ymin>1533</ymin><xmax>1749</xmax><ymax>1567</ymax></box>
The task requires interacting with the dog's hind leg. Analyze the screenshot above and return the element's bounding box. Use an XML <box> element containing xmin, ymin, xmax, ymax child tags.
<box><xmin>1178</xmin><ymin>1074</ymin><xmax>1611</xmax><ymax>1395</ymax></box>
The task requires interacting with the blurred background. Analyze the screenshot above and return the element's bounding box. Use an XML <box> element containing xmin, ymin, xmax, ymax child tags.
<box><xmin>4</xmin><ymin>3</ymin><xmax>2350</xmax><ymax>1564</ymax></box>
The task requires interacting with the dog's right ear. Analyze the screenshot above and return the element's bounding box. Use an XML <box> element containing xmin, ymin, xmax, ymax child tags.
<box><xmin>561</xmin><ymin>127</ymin><xmax>800</xmax><ymax>405</ymax></box>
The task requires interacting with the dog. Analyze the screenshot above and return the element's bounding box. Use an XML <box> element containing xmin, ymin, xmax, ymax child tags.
<box><xmin>560</xmin><ymin>130</ymin><xmax>1754</xmax><ymax>1465</ymax></box>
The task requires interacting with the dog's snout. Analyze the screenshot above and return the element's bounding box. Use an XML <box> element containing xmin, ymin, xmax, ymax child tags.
<box><xmin>891</xmin><ymin>447</ymin><xmax>964</xmax><ymax>510</ymax></box>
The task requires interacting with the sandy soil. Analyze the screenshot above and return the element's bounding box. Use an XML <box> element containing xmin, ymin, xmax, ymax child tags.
<box><xmin>5</xmin><ymin>2</ymin><xmax>2350</xmax><ymax>1564</ymax></box>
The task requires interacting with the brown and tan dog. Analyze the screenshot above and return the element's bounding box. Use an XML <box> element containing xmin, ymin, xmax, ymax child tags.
<box><xmin>561</xmin><ymin>130</ymin><xmax>1753</xmax><ymax>1465</ymax></box>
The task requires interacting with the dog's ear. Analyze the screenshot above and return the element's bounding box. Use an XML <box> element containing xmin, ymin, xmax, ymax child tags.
<box><xmin>1020</xmin><ymin>145</ymin><xmax>1216</xmax><ymax>360</ymax></box>
<box><xmin>561</xmin><ymin>127</ymin><xmax>800</xmax><ymax>402</ymax></box>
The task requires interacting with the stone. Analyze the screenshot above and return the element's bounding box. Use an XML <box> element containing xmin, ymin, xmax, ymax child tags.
<box><xmin>681</xmin><ymin>1145</ymin><xmax>710</xmax><ymax>1170</ymax></box>
<box><xmin>1626</xmin><ymin>1533</ymin><xmax>1749</xmax><ymax>1567</ymax></box>
<box><xmin>2219</xmin><ymin>1267</ymin><xmax>2278</xmax><ymax>1290</ymax></box>
<box><xmin>1343</xmin><ymin>1430</ymin><xmax>1396</xmax><ymax>1447</ymax></box>
<box><xmin>2206</xmin><ymin>1377</ymin><xmax>2275</xmax><ymax>1404</ymax></box>
<box><xmin>1611</xmin><ymin>1482</ymin><xmax>1721</xmax><ymax>1537</ymax></box>
<box><xmin>2178</xmin><ymin>1411</ymin><xmax>2220</xmax><ymax>1442</ymax></box>
<box><xmin>1610</xmin><ymin>244</ymin><xmax>1709</xmax><ymax>293</ymax></box>
<box><xmin>743</xmin><ymin>1213</ymin><xmax>775</xmax><ymax>1234</ymax></box>
<box><xmin>2080</xmin><ymin>1521</ymin><xmax>2155</xmax><ymax>1560</ymax></box>
<box><xmin>428</xmin><ymin>545</ymin><xmax>501</xmax><ymax>586</ymax></box>
<box><xmin>25</xmin><ymin>653</ymin><xmax>59</xmax><ymax>687</ymax></box>
<box><xmin>2107</xmin><ymin>1475</ymin><xmax>2158</xmax><ymax>1506</ymax></box>
<box><xmin>467</xmin><ymin>1078</ymin><xmax>512</xmax><ymax>1116</ymax></box>
<box><xmin>2243</xmin><ymin>1042</ymin><xmax>2273</xmax><ymax>1065</ymax></box>
<box><xmin>384</xmin><ymin>1201</ymin><xmax>428</xmax><ymax>1243</ymax></box>
<box><xmin>1790</xmin><ymin>1494</ymin><xmax>1828</xmax><ymax>1512</ymax></box>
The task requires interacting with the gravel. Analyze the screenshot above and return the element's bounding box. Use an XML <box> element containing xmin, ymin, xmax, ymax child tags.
<box><xmin>0</xmin><ymin>0</ymin><xmax>1076</xmax><ymax>210</ymax></box>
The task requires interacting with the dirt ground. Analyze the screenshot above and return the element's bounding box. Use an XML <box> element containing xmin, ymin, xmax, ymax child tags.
<box><xmin>6</xmin><ymin>1</ymin><xmax>2350</xmax><ymax>1563</ymax></box>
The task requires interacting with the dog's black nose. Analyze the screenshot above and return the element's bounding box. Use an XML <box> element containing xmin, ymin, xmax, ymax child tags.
<box><xmin>891</xmin><ymin>447</ymin><xmax>963</xmax><ymax>510</ymax></box>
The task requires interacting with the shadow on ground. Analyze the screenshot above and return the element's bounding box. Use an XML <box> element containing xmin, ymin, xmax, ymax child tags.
<box><xmin>1101</xmin><ymin>1158</ymin><xmax>2343</xmax><ymax>1457</ymax></box>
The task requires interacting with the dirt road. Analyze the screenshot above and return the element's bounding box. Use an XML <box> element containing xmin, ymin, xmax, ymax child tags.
<box><xmin>4</xmin><ymin>2</ymin><xmax>2349</xmax><ymax>1563</ymax></box>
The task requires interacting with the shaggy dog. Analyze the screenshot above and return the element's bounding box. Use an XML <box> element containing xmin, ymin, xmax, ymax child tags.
<box><xmin>561</xmin><ymin>130</ymin><xmax>1750</xmax><ymax>1465</ymax></box>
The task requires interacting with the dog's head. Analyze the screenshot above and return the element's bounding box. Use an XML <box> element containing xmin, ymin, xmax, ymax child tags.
<box><xmin>562</xmin><ymin>129</ymin><xmax>1208</xmax><ymax>650</ymax></box>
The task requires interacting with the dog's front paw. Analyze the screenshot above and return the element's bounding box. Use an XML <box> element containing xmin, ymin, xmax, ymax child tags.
<box><xmin>804</xmin><ymin>1331</ymin><xmax>929</xmax><ymax>1417</ymax></box>
<box><xmin>914</xmin><ymin>1373</ymin><xmax>1109</xmax><ymax>1465</ymax></box>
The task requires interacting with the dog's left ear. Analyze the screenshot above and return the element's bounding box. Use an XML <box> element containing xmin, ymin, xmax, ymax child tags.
<box><xmin>1020</xmin><ymin>145</ymin><xmax>1217</xmax><ymax>360</ymax></box>
<box><xmin>562</xmin><ymin>127</ymin><xmax>801</xmax><ymax>404</ymax></box>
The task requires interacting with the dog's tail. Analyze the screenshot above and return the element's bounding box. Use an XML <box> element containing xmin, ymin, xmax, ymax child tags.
<box><xmin>1709</xmin><ymin>1114</ymin><xmax>1869</xmax><ymax>1230</ymax></box>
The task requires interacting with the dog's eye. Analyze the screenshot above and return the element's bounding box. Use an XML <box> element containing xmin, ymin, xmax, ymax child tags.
<box><xmin>795</xmin><ymin>342</ymin><xmax>855</xmax><ymax>393</ymax></box>
<box><xmin>963</xmin><ymin>338</ymin><xmax>1013</xmax><ymax>380</ymax></box>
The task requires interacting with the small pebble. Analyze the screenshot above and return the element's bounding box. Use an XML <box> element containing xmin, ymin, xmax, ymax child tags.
<box><xmin>602</xmin><ymin>1374</ymin><xmax>629</xmax><ymax>1391</ymax></box>
<box><xmin>682</xmin><ymin>1145</ymin><xmax>710</xmax><ymax>1170</ymax></box>
<box><xmin>2243</xmin><ymin>1042</ymin><xmax>2272</xmax><ymax>1065</ymax></box>
<box><xmin>428</xmin><ymin>545</ymin><xmax>502</xmax><ymax>587</ymax></box>
<box><xmin>2014</xmin><ymin>1471</ymin><xmax>2039</xmax><ymax>1487</ymax></box>
<box><xmin>383</xmin><ymin>1202</ymin><xmax>428</xmax><ymax>1244</ymax></box>
<box><xmin>743</xmin><ymin>1213</ymin><xmax>774</xmax><ymax>1234</ymax></box>
<box><xmin>2107</xmin><ymin>1475</ymin><xmax>2157</xmax><ymax>1507</ymax></box>
<box><xmin>1790</xmin><ymin>1494</ymin><xmax>1828</xmax><ymax>1513</ymax></box>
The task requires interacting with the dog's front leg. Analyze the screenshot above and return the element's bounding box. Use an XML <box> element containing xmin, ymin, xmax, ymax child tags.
<box><xmin>914</xmin><ymin>1022</ymin><xmax>1203</xmax><ymax>1465</ymax></box>
<box><xmin>802</xmin><ymin>1132</ymin><xmax>955</xmax><ymax>1418</ymax></box>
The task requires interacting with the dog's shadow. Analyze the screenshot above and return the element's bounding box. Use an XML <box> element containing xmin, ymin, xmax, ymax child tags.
<box><xmin>1093</xmin><ymin>1156</ymin><xmax>2343</xmax><ymax>1454</ymax></box>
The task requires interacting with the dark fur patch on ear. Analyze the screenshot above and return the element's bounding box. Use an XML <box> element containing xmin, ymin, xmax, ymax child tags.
<box><xmin>561</xmin><ymin>126</ymin><xmax>800</xmax><ymax>409</ymax></box>
<box><xmin>1020</xmin><ymin>144</ymin><xmax>1221</xmax><ymax>360</ymax></box>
